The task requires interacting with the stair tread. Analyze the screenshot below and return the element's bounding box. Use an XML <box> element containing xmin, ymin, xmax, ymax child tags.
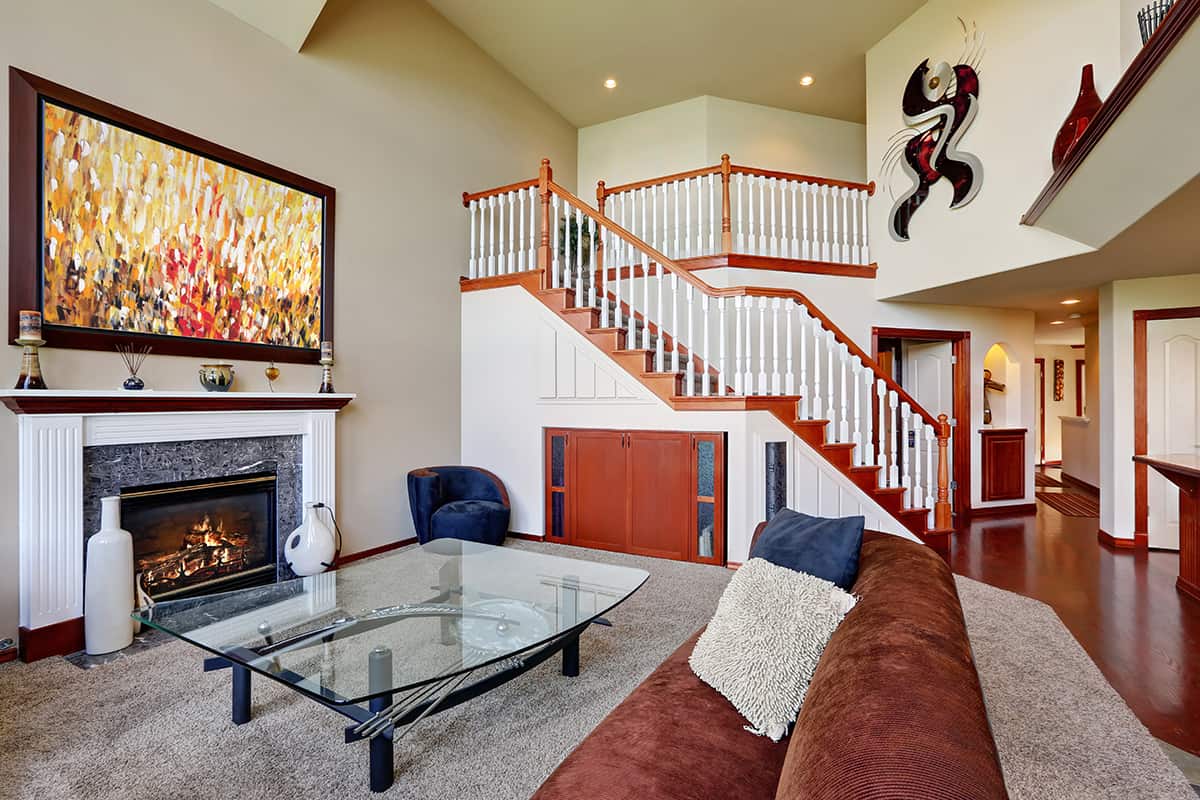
<box><xmin>873</xmin><ymin>487</ymin><xmax>907</xmax><ymax>495</ymax></box>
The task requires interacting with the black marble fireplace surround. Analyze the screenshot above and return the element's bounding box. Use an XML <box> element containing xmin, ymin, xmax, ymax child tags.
<box><xmin>83</xmin><ymin>435</ymin><xmax>303</xmax><ymax>581</ymax></box>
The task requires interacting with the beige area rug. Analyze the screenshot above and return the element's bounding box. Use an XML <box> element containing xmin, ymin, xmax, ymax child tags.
<box><xmin>0</xmin><ymin>542</ymin><xmax>1192</xmax><ymax>799</ymax></box>
<box><xmin>956</xmin><ymin>575</ymin><xmax>1195</xmax><ymax>800</ymax></box>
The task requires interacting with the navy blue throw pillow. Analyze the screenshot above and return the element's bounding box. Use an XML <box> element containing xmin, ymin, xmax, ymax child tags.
<box><xmin>749</xmin><ymin>509</ymin><xmax>863</xmax><ymax>590</ymax></box>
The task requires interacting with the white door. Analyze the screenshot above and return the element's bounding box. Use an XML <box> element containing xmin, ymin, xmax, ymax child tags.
<box><xmin>902</xmin><ymin>340</ymin><xmax>955</xmax><ymax>509</ymax></box>
<box><xmin>1147</xmin><ymin>318</ymin><xmax>1200</xmax><ymax>551</ymax></box>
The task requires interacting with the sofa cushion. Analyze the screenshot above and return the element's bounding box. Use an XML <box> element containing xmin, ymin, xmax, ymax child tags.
<box><xmin>750</xmin><ymin>509</ymin><xmax>863</xmax><ymax>589</ymax></box>
<box><xmin>530</xmin><ymin>629</ymin><xmax>791</xmax><ymax>800</ymax></box>
<box><xmin>689</xmin><ymin>558</ymin><xmax>856</xmax><ymax>741</ymax></box>
<box><xmin>430</xmin><ymin>499</ymin><xmax>509</xmax><ymax>544</ymax></box>
<box><xmin>773</xmin><ymin>534</ymin><xmax>1008</xmax><ymax>800</ymax></box>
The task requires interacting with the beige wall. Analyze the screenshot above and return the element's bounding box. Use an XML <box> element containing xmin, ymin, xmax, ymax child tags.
<box><xmin>866</xmin><ymin>0</ymin><xmax>1122</xmax><ymax>299</ymax></box>
<box><xmin>1034</xmin><ymin>344</ymin><xmax>1084</xmax><ymax>463</ymax></box>
<box><xmin>0</xmin><ymin>0</ymin><xmax>576</xmax><ymax>641</ymax></box>
<box><xmin>577</xmin><ymin>95</ymin><xmax>866</xmax><ymax>197</ymax></box>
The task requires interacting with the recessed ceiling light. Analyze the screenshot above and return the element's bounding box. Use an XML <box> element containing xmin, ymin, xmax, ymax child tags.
<box><xmin>1060</xmin><ymin>298</ymin><xmax>1081</xmax><ymax>305</ymax></box>
<box><xmin>603</xmin><ymin>78</ymin><xmax>617</xmax><ymax>89</ymax></box>
<box><xmin>1068</xmin><ymin>313</ymin><xmax>1082</xmax><ymax>320</ymax></box>
<box><xmin>1050</xmin><ymin>320</ymin><xmax>1065</xmax><ymax>325</ymax></box>
<box><xmin>799</xmin><ymin>75</ymin><xmax>815</xmax><ymax>87</ymax></box>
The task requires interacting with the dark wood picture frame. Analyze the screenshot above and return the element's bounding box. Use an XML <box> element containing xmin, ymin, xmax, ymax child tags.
<box><xmin>8</xmin><ymin>67</ymin><xmax>335</xmax><ymax>364</ymax></box>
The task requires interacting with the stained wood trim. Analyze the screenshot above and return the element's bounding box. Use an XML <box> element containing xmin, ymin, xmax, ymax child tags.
<box><xmin>1035</xmin><ymin>358</ymin><xmax>1046</xmax><ymax>465</ymax></box>
<box><xmin>335</xmin><ymin>537</ymin><xmax>415</xmax><ymax>568</ymax></box>
<box><xmin>679</xmin><ymin>253</ymin><xmax>877</xmax><ymax>278</ymax></box>
<box><xmin>600</xmin><ymin>164</ymin><xmax>723</xmax><ymax>197</ymax></box>
<box><xmin>459</xmin><ymin>270</ymin><xmax>545</xmax><ymax>293</ymax></box>
<box><xmin>0</xmin><ymin>645</ymin><xmax>17</xmax><ymax>664</ymax></box>
<box><xmin>870</xmin><ymin>327</ymin><xmax>972</xmax><ymax>521</ymax></box>
<box><xmin>1133</xmin><ymin>306</ymin><xmax>1200</xmax><ymax>537</ymax></box>
<box><xmin>970</xmin><ymin>502</ymin><xmax>1037</xmax><ymax>518</ymax></box>
<box><xmin>462</xmin><ymin>178</ymin><xmax>539</xmax><ymax>205</ymax></box>
<box><xmin>1062</xmin><ymin>471</ymin><xmax>1100</xmax><ymax>494</ymax></box>
<box><xmin>506</xmin><ymin>531</ymin><xmax>544</xmax><ymax>542</ymax></box>
<box><xmin>1098</xmin><ymin>528</ymin><xmax>1149</xmax><ymax>550</ymax></box>
<box><xmin>8</xmin><ymin>68</ymin><xmax>335</xmax><ymax>364</ymax></box>
<box><xmin>1021</xmin><ymin>0</ymin><xmax>1200</xmax><ymax>225</ymax></box>
<box><xmin>18</xmin><ymin>616</ymin><xmax>84</xmax><ymax>662</ymax></box>
<box><xmin>0</xmin><ymin>392</ymin><xmax>354</xmax><ymax>414</ymax></box>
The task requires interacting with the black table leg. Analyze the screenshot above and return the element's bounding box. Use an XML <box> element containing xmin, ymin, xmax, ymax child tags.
<box><xmin>562</xmin><ymin>635</ymin><xmax>580</xmax><ymax>677</ymax></box>
<box><xmin>368</xmin><ymin>646</ymin><xmax>395</xmax><ymax>793</ymax></box>
<box><xmin>232</xmin><ymin>664</ymin><xmax>252</xmax><ymax>725</ymax></box>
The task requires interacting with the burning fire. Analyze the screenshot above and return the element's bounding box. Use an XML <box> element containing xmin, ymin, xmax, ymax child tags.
<box><xmin>136</xmin><ymin>512</ymin><xmax>255</xmax><ymax>594</ymax></box>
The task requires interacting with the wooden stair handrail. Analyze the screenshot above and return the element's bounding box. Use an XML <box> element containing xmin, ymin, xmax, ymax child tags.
<box><xmin>729</xmin><ymin>164</ymin><xmax>875</xmax><ymax>195</ymax></box>
<box><xmin>598</xmin><ymin>163</ymin><xmax>724</xmax><ymax>198</ymax></box>
<box><xmin>462</xmin><ymin>178</ymin><xmax>539</xmax><ymax>206</ymax></box>
<box><xmin>597</xmin><ymin>156</ymin><xmax>875</xmax><ymax>198</ymax></box>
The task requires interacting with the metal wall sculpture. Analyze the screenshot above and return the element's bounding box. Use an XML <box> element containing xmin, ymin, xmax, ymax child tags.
<box><xmin>885</xmin><ymin>19</ymin><xmax>984</xmax><ymax>242</ymax></box>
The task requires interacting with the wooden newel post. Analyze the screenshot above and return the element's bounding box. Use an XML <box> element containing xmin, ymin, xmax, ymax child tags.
<box><xmin>934</xmin><ymin>413</ymin><xmax>953</xmax><ymax>532</ymax></box>
<box><xmin>720</xmin><ymin>154</ymin><xmax>732</xmax><ymax>254</ymax></box>
<box><xmin>595</xmin><ymin>181</ymin><xmax>606</xmax><ymax>283</ymax></box>
<box><xmin>537</xmin><ymin>159</ymin><xmax>553</xmax><ymax>283</ymax></box>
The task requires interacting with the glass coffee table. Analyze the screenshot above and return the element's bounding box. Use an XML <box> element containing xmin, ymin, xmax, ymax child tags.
<box><xmin>134</xmin><ymin>539</ymin><xmax>648</xmax><ymax>793</ymax></box>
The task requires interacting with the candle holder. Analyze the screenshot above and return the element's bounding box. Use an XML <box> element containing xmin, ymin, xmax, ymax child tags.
<box><xmin>14</xmin><ymin>337</ymin><xmax>48</xmax><ymax>390</ymax></box>
<box><xmin>318</xmin><ymin>341</ymin><xmax>336</xmax><ymax>394</ymax></box>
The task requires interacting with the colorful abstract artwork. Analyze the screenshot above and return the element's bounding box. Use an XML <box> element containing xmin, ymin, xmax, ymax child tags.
<box><xmin>1054</xmin><ymin>359</ymin><xmax>1065</xmax><ymax>402</ymax></box>
<box><xmin>38</xmin><ymin>100</ymin><xmax>327</xmax><ymax>353</ymax></box>
<box><xmin>884</xmin><ymin>19</ymin><xmax>984</xmax><ymax>242</ymax></box>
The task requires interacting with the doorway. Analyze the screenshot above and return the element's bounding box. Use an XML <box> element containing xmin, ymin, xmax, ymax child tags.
<box><xmin>1034</xmin><ymin>358</ymin><xmax>1046</xmax><ymax>465</ymax></box>
<box><xmin>1135</xmin><ymin>309</ymin><xmax>1200</xmax><ymax>551</ymax></box>
<box><xmin>873</xmin><ymin>327</ymin><xmax>971</xmax><ymax>521</ymax></box>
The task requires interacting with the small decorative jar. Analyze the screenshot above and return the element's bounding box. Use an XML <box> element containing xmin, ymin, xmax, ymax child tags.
<box><xmin>198</xmin><ymin>363</ymin><xmax>235</xmax><ymax>392</ymax></box>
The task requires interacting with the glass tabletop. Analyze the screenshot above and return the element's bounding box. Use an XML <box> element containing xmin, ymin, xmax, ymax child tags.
<box><xmin>134</xmin><ymin>540</ymin><xmax>648</xmax><ymax>705</ymax></box>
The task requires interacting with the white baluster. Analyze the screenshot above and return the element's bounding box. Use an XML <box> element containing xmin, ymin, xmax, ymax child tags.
<box><xmin>672</xmin><ymin>273</ymin><xmax>681</xmax><ymax>372</ymax></box>
<box><xmin>800</xmin><ymin>183</ymin><xmax>811</xmax><ymax>260</ymax></box>
<box><xmin>734</xmin><ymin>296</ymin><xmax>744</xmax><ymax>395</ymax></box>
<box><xmin>549</xmin><ymin>194</ymin><xmax>558</xmax><ymax>286</ymax></box>
<box><xmin>718</xmin><ymin>296</ymin><xmax>727</xmax><ymax>397</ymax></box>
<box><xmin>851</xmin><ymin>359</ymin><xmax>863</xmax><ymax>466</ymax></box>
<box><xmin>736</xmin><ymin>174</ymin><xmax>745</xmax><ymax>252</ymax></box>
<box><xmin>673</xmin><ymin>181</ymin><xmax>681</xmax><ymax>259</ymax></box>
<box><xmin>468</xmin><ymin>199</ymin><xmax>478</xmax><ymax>278</ymax></box>
<box><xmin>528</xmin><ymin>185</ymin><xmax>537</xmax><ymax>269</ymax></box>
<box><xmin>744</xmin><ymin>297</ymin><xmax>754</xmax><ymax>394</ymax></box>
<box><xmin>819</xmin><ymin>185</ymin><xmax>830</xmax><ymax>262</ymax></box>
<box><xmin>913</xmin><ymin>412</ymin><xmax>924</xmax><ymax>511</ymax></box>
<box><xmin>587</xmin><ymin>216</ymin><xmax>596</xmax><ymax>308</ymax></box>
<box><xmin>686</xmin><ymin>284</ymin><xmax>695</xmax><ymax>397</ymax></box>
<box><xmin>758</xmin><ymin>176</ymin><xmax>767</xmax><ymax>255</ymax></box>
<box><xmin>613</xmin><ymin>197</ymin><xmax>623</xmax><ymax>333</ymax></box>
<box><xmin>925</xmin><ymin>425</ymin><xmax>937</xmax><ymax>526</ymax></box>
<box><xmin>488</xmin><ymin>195</ymin><xmax>498</xmax><ymax>277</ymax></box>
<box><xmin>517</xmin><ymin>188</ymin><xmax>526</xmax><ymax>271</ymax></box>
<box><xmin>887</xmin><ymin>391</ymin><xmax>900</xmax><ymax>488</ymax></box>
<box><xmin>841</xmin><ymin>187</ymin><xmax>851</xmax><ymax>264</ymax></box>
<box><xmin>825</xmin><ymin>331</ymin><xmax>836</xmax><ymax>439</ymax></box>
<box><xmin>839</xmin><ymin>344</ymin><xmax>849</xmax><ymax>443</ymax></box>
<box><xmin>508</xmin><ymin>191</ymin><xmax>516</xmax><ymax>273</ymax></box>
<box><xmin>860</xmin><ymin>190</ymin><xmax>870</xmax><ymax>265</ymax></box>
<box><xmin>479</xmin><ymin>196</ymin><xmax>489</xmax><ymax>277</ymax></box>
<box><xmin>757</xmin><ymin>297</ymin><xmax>768</xmax><ymax>394</ymax></box>
<box><xmin>789</xmin><ymin>182</ymin><xmax>799</xmax><ymax>259</ymax></box>
<box><xmin>623</xmin><ymin>196</ymin><xmax>635</xmax><ymax>343</ymax></box>
<box><xmin>811</xmin><ymin>316</ymin><xmax>823</xmax><ymax>418</ymax></box>
<box><xmin>562</xmin><ymin>202</ymin><xmax>572</xmax><ymax>296</ymax></box>
<box><xmin>600</xmin><ymin>224</ymin><xmax>610</xmax><ymax>328</ymax></box>
<box><xmin>641</xmin><ymin>190</ymin><xmax>650</xmax><ymax>350</ymax></box>
<box><xmin>685</xmin><ymin>177</ymin><xmax>693</xmax><ymax>259</ymax></box>
<box><xmin>862</xmin><ymin>368</ymin><xmax>875</xmax><ymax>475</ymax></box>
<box><xmin>651</xmin><ymin>183</ymin><xmax>659</xmax><ymax>263</ymax></box>
<box><xmin>876</xmin><ymin>380</ymin><xmax>888</xmax><ymax>476</ymax></box>
<box><xmin>701</xmin><ymin>294</ymin><xmax>711</xmax><ymax>397</ymax></box>
<box><xmin>655</xmin><ymin>249</ymin><xmax>664</xmax><ymax>371</ymax></box>
<box><xmin>850</xmin><ymin>187</ymin><xmax>860</xmax><ymax>264</ymax></box>
<box><xmin>747</xmin><ymin>176</ymin><xmax>756</xmax><ymax>255</ymax></box>
<box><xmin>700</xmin><ymin>172</ymin><xmax>710</xmax><ymax>253</ymax></box>
<box><xmin>771</xmin><ymin>298</ymin><xmax>781</xmax><ymax>395</ymax></box>
<box><xmin>661</xmin><ymin>183</ymin><xmax>669</xmax><ymax>257</ymax></box>
<box><xmin>785</xmin><ymin>302</ymin><xmax>795</xmax><ymax>396</ymax></box>
<box><xmin>574</xmin><ymin>207</ymin><xmax>583</xmax><ymax>306</ymax></box>
<box><xmin>769</xmin><ymin>178</ymin><xmax>778</xmax><ymax>257</ymax></box>
<box><xmin>798</xmin><ymin>307</ymin><xmax>809</xmax><ymax>416</ymax></box>
<box><xmin>901</xmin><ymin>402</ymin><xmax>912</xmax><ymax>506</ymax></box>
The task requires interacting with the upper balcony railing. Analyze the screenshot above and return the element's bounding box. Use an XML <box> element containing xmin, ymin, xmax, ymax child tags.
<box><xmin>596</xmin><ymin>155</ymin><xmax>875</xmax><ymax>269</ymax></box>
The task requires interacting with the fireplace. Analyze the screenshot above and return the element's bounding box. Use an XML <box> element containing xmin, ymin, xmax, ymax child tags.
<box><xmin>121</xmin><ymin>472</ymin><xmax>278</xmax><ymax>600</ymax></box>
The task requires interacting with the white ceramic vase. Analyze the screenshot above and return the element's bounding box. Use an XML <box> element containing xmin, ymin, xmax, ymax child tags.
<box><xmin>285</xmin><ymin>502</ymin><xmax>337</xmax><ymax>576</ymax></box>
<box><xmin>84</xmin><ymin>496</ymin><xmax>135</xmax><ymax>655</ymax></box>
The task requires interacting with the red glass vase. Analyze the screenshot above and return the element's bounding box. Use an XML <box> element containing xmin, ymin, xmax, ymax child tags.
<box><xmin>1052</xmin><ymin>64</ymin><xmax>1103</xmax><ymax>169</ymax></box>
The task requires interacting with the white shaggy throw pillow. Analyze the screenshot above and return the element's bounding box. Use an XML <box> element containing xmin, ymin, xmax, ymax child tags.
<box><xmin>688</xmin><ymin>557</ymin><xmax>857</xmax><ymax>741</ymax></box>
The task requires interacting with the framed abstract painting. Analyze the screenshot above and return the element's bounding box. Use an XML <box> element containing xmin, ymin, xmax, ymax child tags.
<box><xmin>7</xmin><ymin>68</ymin><xmax>335</xmax><ymax>363</ymax></box>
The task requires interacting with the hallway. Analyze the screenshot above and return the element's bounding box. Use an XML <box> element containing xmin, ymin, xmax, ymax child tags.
<box><xmin>951</xmin><ymin>471</ymin><xmax>1200</xmax><ymax>759</ymax></box>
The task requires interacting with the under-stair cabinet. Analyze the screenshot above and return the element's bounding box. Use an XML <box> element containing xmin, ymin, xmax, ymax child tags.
<box><xmin>544</xmin><ymin>428</ymin><xmax>726</xmax><ymax>565</ymax></box>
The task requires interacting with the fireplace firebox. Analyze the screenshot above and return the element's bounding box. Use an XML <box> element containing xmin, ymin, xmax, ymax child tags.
<box><xmin>121</xmin><ymin>472</ymin><xmax>278</xmax><ymax>600</ymax></box>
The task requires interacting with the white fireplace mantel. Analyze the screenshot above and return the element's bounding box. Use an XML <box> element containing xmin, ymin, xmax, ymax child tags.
<box><xmin>2</xmin><ymin>390</ymin><xmax>354</xmax><ymax>645</ymax></box>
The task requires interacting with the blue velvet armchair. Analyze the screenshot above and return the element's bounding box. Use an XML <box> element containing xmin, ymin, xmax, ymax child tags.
<box><xmin>407</xmin><ymin>466</ymin><xmax>511</xmax><ymax>546</ymax></box>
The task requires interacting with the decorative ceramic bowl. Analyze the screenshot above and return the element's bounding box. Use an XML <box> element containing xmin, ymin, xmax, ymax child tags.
<box><xmin>198</xmin><ymin>363</ymin><xmax>235</xmax><ymax>392</ymax></box>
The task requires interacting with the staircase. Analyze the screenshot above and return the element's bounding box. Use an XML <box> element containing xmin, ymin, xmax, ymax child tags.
<box><xmin>461</xmin><ymin>159</ymin><xmax>954</xmax><ymax>552</ymax></box>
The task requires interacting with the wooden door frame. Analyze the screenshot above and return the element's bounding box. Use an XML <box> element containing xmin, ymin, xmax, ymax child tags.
<box><xmin>1034</xmin><ymin>357</ymin><xmax>1046</xmax><ymax>465</ymax></box>
<box><xmin>1134</xmin><ymin>306</ymin><xmax>1200</xmax><ymax>538</ymax></box>
<box><xmin>1075</xmin><ymin>358</ymin><xmax>1085</xmax><ymax>417</ymax></box>
<box><xmin>871</xmin><ymin>327</ymin><xmax>972</xmax><ymax>520</ymax></box>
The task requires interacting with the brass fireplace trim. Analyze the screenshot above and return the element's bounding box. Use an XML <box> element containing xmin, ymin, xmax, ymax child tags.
<box><xmin>120</xmin><ymin>474</ymin><xmax>276</xmax><ymax>499</ymax></box>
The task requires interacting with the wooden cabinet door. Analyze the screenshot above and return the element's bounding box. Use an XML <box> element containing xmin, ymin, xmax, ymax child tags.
<box><xmin>569</xmin><ymin>429</ymin><xmax>629</xmax><ymax>552</ymax></box>
<box><xmin>627</xmin><ymin>431</ymin><xmax>691</xmax><ymax>561</ymax></box>
<box><xmin>981</xmin><ymin>429</ymin><xmax>1026</xmax><ymax>501</ymax></box>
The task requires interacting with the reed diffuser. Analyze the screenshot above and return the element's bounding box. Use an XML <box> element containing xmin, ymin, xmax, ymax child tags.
<box><xmin>116</xmin><ymin>344</ymin><xmax>151</xmax><ymax>390</ymax></box>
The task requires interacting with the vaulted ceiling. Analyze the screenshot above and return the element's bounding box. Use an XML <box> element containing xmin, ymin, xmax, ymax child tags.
<box><xmin>207</xmin><ymin>0</ymin><xmax>329</xmax><ymax>52</ymax></box>
<box><xmin>423</xmin><ymin>0</ymin><xmax>927</xmax><ymax>126</ymax></box>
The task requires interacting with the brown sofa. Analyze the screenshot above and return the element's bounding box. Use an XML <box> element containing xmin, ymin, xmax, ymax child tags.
<box><xmin>532</xmin><ymin>531</ymin><xmax>1008</xmax><ymax>800</ymax></box>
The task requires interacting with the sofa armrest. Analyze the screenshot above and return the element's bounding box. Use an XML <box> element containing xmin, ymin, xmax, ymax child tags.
<box><xmin>407</xmin><ymin>469</ymin><xmax>442</xmax><ymax>541</ymax></box>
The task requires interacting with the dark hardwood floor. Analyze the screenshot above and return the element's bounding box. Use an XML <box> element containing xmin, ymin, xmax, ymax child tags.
<box><xmin>951</xmin><ymin>468</ymin><xmax>1200</xmax><ymax>756</ymax></box>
